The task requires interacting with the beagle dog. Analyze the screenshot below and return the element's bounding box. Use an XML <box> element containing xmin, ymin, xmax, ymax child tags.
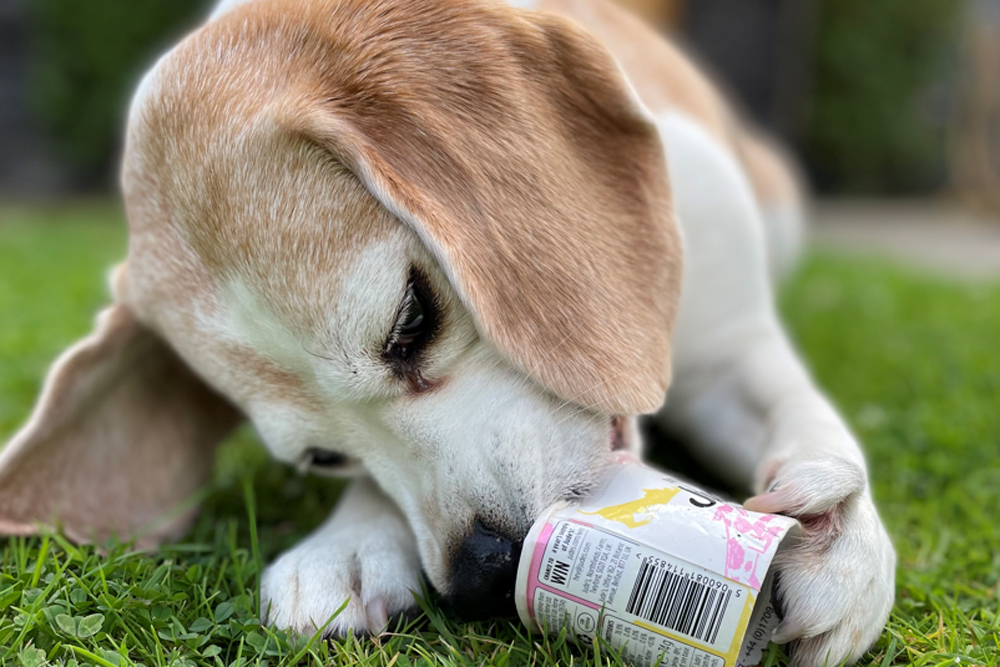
<box><xmin>0</xmin><ymin>0</ymin><xmax>895</xmax><ymax>665</ymax></box>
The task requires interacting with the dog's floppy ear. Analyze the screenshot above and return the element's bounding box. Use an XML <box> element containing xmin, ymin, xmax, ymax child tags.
<box><xmin>0</xmin><ymin>278</ymin><xmax>241</xmax><ymax>548</ymax></box>
<box><xmin>296</xmin><ymin>4</ymin><xmax>682</xmax><ymax>415</ymax></box>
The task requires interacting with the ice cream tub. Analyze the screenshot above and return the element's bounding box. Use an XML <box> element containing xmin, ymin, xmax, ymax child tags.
<box><xmin>515</xmin><ymin>459</ymin><xmax>800</xmax><ymax>667</ymax></box>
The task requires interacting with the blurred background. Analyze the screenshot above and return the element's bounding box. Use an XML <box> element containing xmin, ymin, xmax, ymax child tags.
<box><xmin>1</xmin><ymin>0</ymin><xmax>998</xmax><ymax>210</ymax></box>
<box><xmin>3</xmin><ymin>0</ymin><xmax>1000</xmax><ymax>276</ymax></box>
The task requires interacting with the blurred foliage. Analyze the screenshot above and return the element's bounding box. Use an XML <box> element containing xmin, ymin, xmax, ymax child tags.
<box><xmin>804</xmin><ymin>0</ymin><xmax>961</xmax><ymax>194</ymax></box>
<box><xmin>28</xmin><ymin>0</ymin><xmax>204</xmax><ymax>186</ymax></box>
<box><xmin>23</xmin><ymin>0</ymin><xmax>964</xmax><ymax>195</ymax></box>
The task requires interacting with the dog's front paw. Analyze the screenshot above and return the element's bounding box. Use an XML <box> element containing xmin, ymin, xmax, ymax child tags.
<box><xmin>745</xmin><ymin>456</ymin><xmax>896</xmax><ymax>667</ymax></box>
<box><xmin>260</xmin><ymin>521</ymin><xmax>422</xmax><ymax>637</ymax></box>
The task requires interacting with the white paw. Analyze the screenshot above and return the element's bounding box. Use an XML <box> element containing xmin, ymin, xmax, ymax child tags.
<box><xmin>260</xmin><ymin>524</ymin><xmax>422</xmax><ymax>637</ymax></box>
<box><xmin>745</xmin><ymin>456</ymin><xmax>896</xmax><ymax>667</ymax></box>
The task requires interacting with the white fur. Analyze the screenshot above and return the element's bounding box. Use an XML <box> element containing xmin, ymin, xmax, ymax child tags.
<box><xmin>761</xmin><ymin>202</ymin><xmax>807</xmax><ymax>283</ymax></box>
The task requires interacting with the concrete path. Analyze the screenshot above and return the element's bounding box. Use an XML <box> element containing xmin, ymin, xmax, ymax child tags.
<box><xmin>811</xmin><ymin>200</ymin><xmax>1000</xmax><ymax>280</ymax></box>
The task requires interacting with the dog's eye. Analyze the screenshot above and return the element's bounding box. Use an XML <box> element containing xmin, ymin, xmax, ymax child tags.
<box><xmin>395</xmin><ymin>288</ymin><xmax>426</xmax><ymax>348</ymax></box>
<box><xmin>384</xmin><ymin>270</ymin><xmax>437</xmax><ymax>366</ymax></box>
<box><xmin>305</xmin><ymin>448</ymin><xmax>347</xmax><ymax>468</ymax></box>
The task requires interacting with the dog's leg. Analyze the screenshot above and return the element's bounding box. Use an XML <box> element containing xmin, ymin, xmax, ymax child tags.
<box><xmin>660</xmin><ymin>324</ymin><xmax>897</xmax><ymax>667</ymax></box>
<box><xmin>260</xmin><ymin>477</ymin><xmax>422</xmax><ymax>637</ymax></box>
<box><xmin>654</xmin><ymin>111</ymin><xmax>895</xmax><ymax>667</ymax></box>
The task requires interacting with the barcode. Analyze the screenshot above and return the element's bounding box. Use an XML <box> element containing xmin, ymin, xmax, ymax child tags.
<box><xmin>625</xmin><ymin>558</ymin><xmax>732</xmax><ymax>645</ymax></box>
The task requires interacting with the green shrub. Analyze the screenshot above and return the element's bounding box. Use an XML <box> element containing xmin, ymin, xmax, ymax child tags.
<box><xmin>26</xmin><ymin>0</ymin><xmax>963</xmax><ymax>195</ymax></box>
<box><xmin>28</xmin><ymin>0</ymin><xmax>204</xmax><ymax>186</ymax></box>
<box><xmin>804</xmin><ymin>0</ymin><xmax>961</xmax><ymax>194</ymax></box>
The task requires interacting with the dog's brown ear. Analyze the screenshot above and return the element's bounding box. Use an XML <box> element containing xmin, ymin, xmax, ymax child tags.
<box><xmin>0</xmin><ymin>301</ymin><xmax>241</xmax><ymax>548</ymax></box>
<box><xmin>299</xmin><ymin>3</ymin><xmax>682</xmax><ymax>414</ymax></box>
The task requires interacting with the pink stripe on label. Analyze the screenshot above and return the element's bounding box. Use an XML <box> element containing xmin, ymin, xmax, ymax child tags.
<box><xmin>535</xmin><ymin>583</ymin><xmax>602</xmax><ymax>612</ymax></box>
<box><xmin>525</xmin><ymin>521</ymin><xmax>555</xmax><ymax>620</ymax></box>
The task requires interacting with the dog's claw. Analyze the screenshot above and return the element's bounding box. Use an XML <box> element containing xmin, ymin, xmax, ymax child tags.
<box><xmin>770</xmin><ymin>618</ymin><xmax>805</xmax><ymax>645</ymax></box>
<box><xmin>743</xmin><ymin>489</ymin><xmax>787</xmax><ymax>514</ymax></box>
<box><xmin>366</xmin><ymin>596</ymin><xmax>389</xmax><ymax>634</ymax></box>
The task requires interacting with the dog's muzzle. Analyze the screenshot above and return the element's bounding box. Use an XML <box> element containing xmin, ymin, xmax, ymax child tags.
<box><xmin>446</xmin><ymin>520</ymin><xmax>524</xmax><ymax>620</ymax></box>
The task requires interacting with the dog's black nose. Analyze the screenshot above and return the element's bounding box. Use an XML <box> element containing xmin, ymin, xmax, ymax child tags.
<box><xmin>447</xmin><ymin>521</ymin><xmax>524</xmax><ymax>620</ymax></box>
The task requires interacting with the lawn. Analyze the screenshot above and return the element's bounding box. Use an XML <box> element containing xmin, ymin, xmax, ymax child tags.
<box><xmin>0</xmin><ymin>202</ymin><xmax>998</xmax><ymax>667</ymax></box>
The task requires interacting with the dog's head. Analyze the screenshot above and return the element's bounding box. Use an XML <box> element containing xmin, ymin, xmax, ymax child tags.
<box><xmin>0</xmin><ymin>0</ymin><xmax>681</xmax><ymax>612</ymax></box>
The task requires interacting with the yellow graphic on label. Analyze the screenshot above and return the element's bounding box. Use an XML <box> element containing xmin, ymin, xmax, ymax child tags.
<box><xmin>578</xmin><ymin>487</ymin><xmax>681</xmax><ymax>528</ymax></box>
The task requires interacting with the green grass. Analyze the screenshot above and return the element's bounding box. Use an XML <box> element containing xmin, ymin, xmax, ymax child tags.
<box><xmin>1</xmin><ymin>203</ymin><xmax>998</xmax><ymax>667</ymax></box>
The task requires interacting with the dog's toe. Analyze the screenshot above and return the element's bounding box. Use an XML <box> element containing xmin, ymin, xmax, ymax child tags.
<box><xmin>260</xmin><ymin>536</ymin><xmax>422</xmax><ymax>638</ymax></box>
